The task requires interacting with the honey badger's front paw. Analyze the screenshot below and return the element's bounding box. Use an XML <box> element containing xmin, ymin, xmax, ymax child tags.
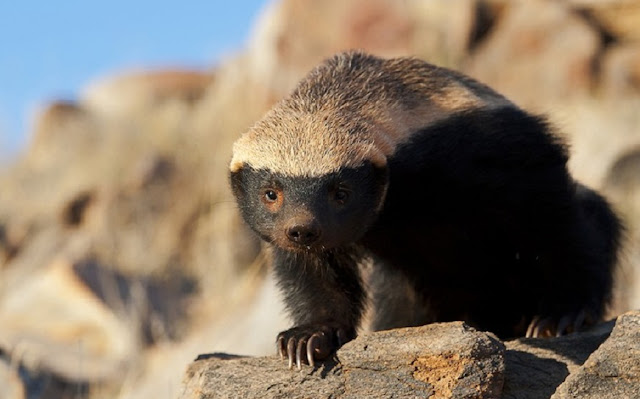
<box><xmin>525</xmin><ymin>310</ymin><xmax>596</xmax><ymax>338</ymax></box>
<box><xmin>276</xmin><ymin>323</ymin><xmax>352</xmax><ymax>370</ymax></box>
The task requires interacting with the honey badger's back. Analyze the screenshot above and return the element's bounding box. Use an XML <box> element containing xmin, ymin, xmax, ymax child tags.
<box><xmin>230</xmin><ymin>51</ymin><xmax>511</xmax><ymax>177</ymax></box>
<box><xmin>363</xmin><ymin>105</ymin><xmax>619</xmax><ymax>337</ymax></box>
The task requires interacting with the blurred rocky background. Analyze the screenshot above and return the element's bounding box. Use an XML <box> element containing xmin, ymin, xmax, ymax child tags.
<box><xmin>0</xmin><ymin>0</ymin><xmax>639</xmax><ymax>398</ymax></box>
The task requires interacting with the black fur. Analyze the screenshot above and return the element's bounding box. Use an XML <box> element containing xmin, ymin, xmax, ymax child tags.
<box><xmin>271</xmin><ymin>246</ymin><xmax>366</xmax><ymax>342</ymax></box>
<box><xmin>364</xmin><ymin>107</ymin><xmax>621</xmax><ymax>337</ymax></box>
<box><xmin>230</xmin><ymin>105</ymin><xmax>621</xmax><ymax>353</ymax></box>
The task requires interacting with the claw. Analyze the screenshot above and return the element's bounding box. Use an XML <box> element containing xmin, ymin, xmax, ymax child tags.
<box><xmin>277</xmin><ymin>336</ymin><xmax>286</xmax><ymax>360</ymax></box>
<box><xmin>527</xmin><ymin>309</ymin><xmax>596</xmax><ymax>339</ymax></box>
<box><xmin>532</xmin><ymin>317</ymin><xmax>551</xmax><ymax>338</ymax></box>
<box><xmin>276</xmin><ymin>323</ymin><xmax>352</xmax><ymax>369</ymax></box>
<box><xmin>287</xmin><ymin>338</ymin><xmax>295</xmax><ymax>369</ymax></box>
<box><xmin>336</xmin><ymin>328</ymin><xmax>347</xmax><ymax>347</ymax></box>
<box><xmin>526</xmin><ymin>316</ymin><xmax>540</xmax><ymax>338</ymax></box>
<box><xmin>555</xmin><ymin>314</ymin><xmax>572</xmax><ymax>337</ymax></box>
<box><xmin>526</xmin><ymin>316</ymin><xmax>552</xmax><ymax>338</ymax></box>
<box><xmin>307</xmin><ymin>335</ymin><xmax>319</xmax><ymax>367</ymax></box>
<box><xmin>296</xmin><ymin>338</ymin><xmax>307</xmax><ymax>370</ymax></box>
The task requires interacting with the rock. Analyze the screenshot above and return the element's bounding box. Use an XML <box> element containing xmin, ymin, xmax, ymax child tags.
<box><xmin>0</xmin><ymin>258</ymin><xmax>136</xmax><ymax>382</ymax></box>
<box><xmin>409</xmin><ymin>0</ymin><xmax>477</xmax><ymax>68</ymax></box>
<box><xmin>81</xmin><ymin>69</ymin><xmax>213</xmax><ymax>119</ymax></box>
<box><xmin>180</xmin><ymin>317</ymin><xmax>637</xmax><ymax>399</ymax></box>
<box><xmin>570</xmin><ymin>0</ymin><xmax>640</xmax><ymax>42</ymax></box>
<box><xmin>248</xmin><ymin>0</ymin><xmax>476</xmax><ymax>97</ymax></box>
<box><xmin>604</xmin><ymin>147</ymin><xmax>640</xmax><ymax>311</ymax></box>
<box><xmin>340</xmin><ymin>323</ymin><xmax>505</xmax><ymax>399</ymax></box>
<box><xmin>0</xmin><ymin>356</ymin><xmax>24</xmax><ymax>399</ymax></box>
<box><xmin>606</xmin><ymin>146</ymin><xmax>640</xmax><ymax>194</ymax></box>
<box><xmin>248</xmin><ymin>0</ymin><xmax>409</xmax><ymax>97</ymax></box>
<box><xmin>117</xmin><ymin>271</ymin><xmax>288</xmax><ymax>399</ymax></box>
<box><xmin>465</xmin><ymin>0</ymin><xmax>599</xmax><ymax>107</ymax></box>
<box><xmin>26</xmin><ymin>100</ymin><xmax>99</xmax><ymax>172</ymax></box>
<box><xmin>60</xmin><ymin>190</ymin><xmax>96</xmax><ymax>228</ymax></box>
<box><xmin>601</xmin><ymin>44</ymin><xmax>640</xmax><ymax>97</ymax></box>
<box><xmin>0</xmin><ymin>355</ymin><xmax>90</xmax><ymax>399</ymax></box>
<box><xmin>180</xmin><ymin>322</ymin><xmax>505</xmax><ymax>399</ymax></box>
<box><xmin>502</xmin><ymin>321</ymin><xmax>613</xmax><ymax>399</ymax></box>
<box><xmin>0</xmin><ymin>222</ymin><xmax>20</xmax><ymax>265</ymax></box>
<box><xmin>71</xmin><ymin>259</ymin><xmax>197</xmax><ymax>343</ymax></box>
<box><xmin>605</xmin><ymin>145</ymin><xmax>640</xmax><ymax>235</ymax></box>
<box><xmin>551</xmin><ymin>310</ymin><xmax>640</xmax><ymax>398</ymax></box>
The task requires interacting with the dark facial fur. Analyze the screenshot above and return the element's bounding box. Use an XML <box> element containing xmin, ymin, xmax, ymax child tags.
<box><xmin>230</xmin><ymin>162</ymin><xmax>388</xmax><ymax>252</ymax></box>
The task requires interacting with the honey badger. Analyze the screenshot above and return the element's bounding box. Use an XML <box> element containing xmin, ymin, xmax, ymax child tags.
<box><xmin>229</xmin><ymin>51</ymin><xmax>621</xmax><ymax>369</ymax></box>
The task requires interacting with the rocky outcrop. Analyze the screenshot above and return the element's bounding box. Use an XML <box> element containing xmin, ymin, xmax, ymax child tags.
<box><xmin>0</xmin><ymin>259</ymin><xmax>136</xmax><ymax>382</ymax></box>
<box><xmin>604</xmin><ymin>147</ymin><xmax>640</xmax><ymax>312</ymax></box>
<box><xmin>502</xmin><ymin>321</ymin><xmax>613</xmax><ymax>399</ymax></box>
<box><xmin>180</xmin><ymin>322</ymin><xmax>505</xmax><ymax>399</ymax></box>
<box><xmin>552</xmin><ymin>311</ymin><xmax>640</xmax><ymax>398</ymax></box>
<box><xmin>81</xmin><ymin>69</ymin><xmax>213</xmax><ymax>120</ymax></box>
<box><xmin>601</xmin><ymin>44</ymin><xmax>640</xmax><ymax>97</ymax></box>
<box><xmin>465</xmin><ymin>0</ymin><xmax>599</xmax><ymax>107</ymax></box>
<box><xmin>248</xmin><ymin>0</ymin><xmax>477</xmax><ymax>98</ymax></box>
<box><xmin>0</xmin><ymin>356</ymin><xmax>24</xmax><ymax>399</ymax></box>
<box><xmin>181</xmin><ymin>313</ymin><xmax>640</xmax><ymax>399</ymax></box>
<box><xmin>570</xmin><ymin>0</ymin><xmax>640</xmax><ymax>42</ymax></box>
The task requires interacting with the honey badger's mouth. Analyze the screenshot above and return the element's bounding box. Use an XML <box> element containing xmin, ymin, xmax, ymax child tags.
<box><xmin>275</xmin><ymin>237</ymin><xmax>331</xmax><ymax>254</ymax></box>
<box><xmin>271</xmin><ymin>240</ymin><xmax>367</xmax><ymax>266</ymax></box>
<box><xmin>274</xmin><ymin>231</ymin><xmax>365</xmax><ymax>254</ymax></box>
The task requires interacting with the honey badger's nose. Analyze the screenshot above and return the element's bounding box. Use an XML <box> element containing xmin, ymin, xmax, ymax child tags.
<box><xmin>286</xmin><ymin>223</ymin><xmax>320</xmax><ymax>245</ymax></box>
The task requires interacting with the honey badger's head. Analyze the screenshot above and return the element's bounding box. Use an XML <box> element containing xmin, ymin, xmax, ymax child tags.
<box><xmin>228</xmin><ymin>58</ymin><xmax>395</xmax><ymax>251</ymax></box>
<box><xmin>229</xmin><ymin>51</ymin><xmax>434</xmax><ymax>251</ymax></box>
<box><xmin>230</xmin><ymin>160</ymin><xmax>388</xmax><ymax>251</ymax></box>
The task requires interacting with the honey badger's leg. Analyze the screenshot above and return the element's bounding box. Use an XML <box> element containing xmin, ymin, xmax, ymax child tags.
<box><xmin>365</xmin><ymin>259</ymin><xmax>433</xmax><ymax>331</ymax></box>
<box><xmin>272</xmin><ymin>246</ymin><xmax>366</xmax><ymax>369</ymax></box>
<box><xmin>574</xmin><ymin>183</ymin><xmax>622</xmax><ymax>284</ymax></box>
<box><xmin>526</xmin><ymin>183</ymin><xmax>622</xmax><ymax>338</ymax></box>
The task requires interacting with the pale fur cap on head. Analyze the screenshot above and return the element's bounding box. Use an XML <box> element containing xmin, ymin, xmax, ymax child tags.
<box><xmin>230</xmin><ymin>51</ymin><xmax>511</xmax><ymax>177</ymax></box>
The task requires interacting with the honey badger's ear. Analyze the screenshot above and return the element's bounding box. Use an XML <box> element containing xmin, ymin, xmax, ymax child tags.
<box><xmin>372</xmin><ymin>163</ymin><xmax>389</xmax><ymax>212</ymax></box>
<box><xmin>229</xmin><ymin>166</ymin><xmax>247</xmax><ymax>199</ymax></box>
<box><xmin>373</xmin><ymin>163</ymin><xmax>388</xmax><ymax>186</ymax></box>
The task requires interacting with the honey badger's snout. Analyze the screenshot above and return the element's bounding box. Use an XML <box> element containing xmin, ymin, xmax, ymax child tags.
<box><xmin>284</xmin><ymin>217</ymin><xmax>321</xmax><ymax>246</ymax></box>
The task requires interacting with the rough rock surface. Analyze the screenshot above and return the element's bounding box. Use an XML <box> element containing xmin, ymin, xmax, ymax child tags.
<box><xmin>604</xmin><ymin>148</ymin><xmax>640</xmax><ymax>310</ymax></box>
<box><xmin>248</xmin><ymin>0</ymin><xmax>476</xmax><ymax>98</ymax></box>
<box><xmin>601</xmin><ymin>44</ymin><xmax>640</xmax><ymax>97</ymax></box>
<box><xmin>465</xmin><ymin>0</ymin><xmax>599</xmax><ymax>107</ymax></box>
<box><xmin>502</xmin><ymin>321</ymin><xmax>613</xmax><ymax>399</ymax></box>
<box><xmin>180</xmin><ymin>322</ymin><xmax>505</xmax><ymax>399</ymax></box>
<box><xmin>178</xmin><ymin>314</ymin><xmax>640</xmax><ymax>399</ymax></box>
<box><xmin>0</xmin><ymin>258</ymin><xmax>136</xmax><ymax>382</ymax></box>
<box><xmin>551</xmin><ymin>310</ymin><xmax>640</xmax><ymax>399</ymax></box>
<box><xmin>570</xmin><ymin>0</ymin><xmax>640</xmax><ymax>42</ymax></box>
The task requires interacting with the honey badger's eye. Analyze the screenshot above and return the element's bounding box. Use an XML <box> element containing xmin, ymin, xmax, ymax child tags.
<box><xmin>264</xmin><ymin>190</ymin><xmax>278</xmax><ymax>202</ymax></box>
<box><xmin>262</xmin><ymin>188</ymin><xmax>283</xmax><ymax>212</ymax></box>
<box><xmin>334</xmin><ymin>188</ymin><xmax>350</xmax><ymax>205</ymax></box>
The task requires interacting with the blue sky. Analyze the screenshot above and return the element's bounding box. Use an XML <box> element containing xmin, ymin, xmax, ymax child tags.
<box><xmin>0</xmin><ymin>1</ymin><xmax>267</xmax><ymax>158</ymax></box>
